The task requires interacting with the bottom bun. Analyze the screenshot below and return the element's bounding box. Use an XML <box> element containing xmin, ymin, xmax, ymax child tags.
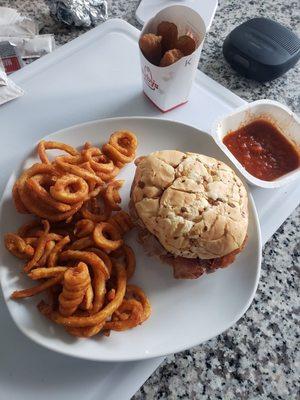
<box><xmin>137</xmin><ymin>224</ymin><xmax>246</xmax><ymax>279</ymax></box>
<box><xmin>130</xmin><ymin>199</ymin><xmax>246</xmax><ymax>280</ymax></box>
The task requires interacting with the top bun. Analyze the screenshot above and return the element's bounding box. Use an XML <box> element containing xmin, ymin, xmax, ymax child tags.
<box><xmin>131</xmin><ymin>150</ymin><xmax>248</xmax><ymax>259</ymax></box>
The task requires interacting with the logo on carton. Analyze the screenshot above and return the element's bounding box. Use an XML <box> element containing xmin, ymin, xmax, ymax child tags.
<box><xmin>142</xmin><ymin>66</ymin><xmax>158</xmax><ymax>91</ymax></box>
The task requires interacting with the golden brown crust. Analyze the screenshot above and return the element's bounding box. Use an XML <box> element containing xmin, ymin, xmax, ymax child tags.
<box><xmin>139</xmin><ymin>33</ymin><xmax>162</xmax><ymax>66</ymax></box>
<box><xmin>131</xmin><ymin>150</ymin><xmax>248</xmax><ymax>259</ymax></box>
<box><xmin>157</xmin><ymin>21</ymin><xmax>178</xmax><ymax>51</ymax></box>
<box><xmin>176</xmin><ymin>35</ymin><xmax>196</xmax><ymax>56</ymax></box>
<box><xmin>159</xmin><ymin>49</ymin><xmax>183</xmax><ymax>67</ymax></box>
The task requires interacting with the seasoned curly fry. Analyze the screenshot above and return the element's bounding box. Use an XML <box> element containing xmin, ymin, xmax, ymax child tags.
<box><xmin>17</xmin><ymin>220</ymin><xmax>42</xmax><ymax>237</ymax></box>
<box><xmin>12</xmin><ymin>274</ymin><xmax>63</xmax><ymax>299</ymax></box>
<box><xmin>47</xmin><ymin>236</ymin><xmax>70</xmax><ymax>268</ymax></box>
<box><xmin>66</xmin><ymin>322</ymin><xmax>105</xmax><ymax>338</ymax></box>
<box><xmin>96</xmin><ymin>164</ymin><xmax>120</xmax><ymax>182</ymax></box>
<box><xmin>50</xmin><ymin>174</ymin><xmax>89</xmax><ymax>204</ymax></box>
<box><xmin>106</xmin><ymin>288</ymin><xmax>115</xmax><ymax>302</ymax></box>
<box><xmin>81</xmin><ymin>197</ymin><xmax>111</xmax><ymax>222</ymax></box>
<box><xmin>103</xmin><ymin>180</ymin><xmax>124</xmax><ymax>211</ymax></box>
<box><xmin>81</xmin><ymin>202</ymin><xmax>110</xmax><ymax>222</ymax></box>
<box><xmin>38</xmin><ymin>240</ymin><xmax>55</xmax><ymax>266</ymax></box>
<box><xmin>59</xmin><ymin>250</ymin><xmax>110</xmax><ymax>311</ymax></box>
<box><xmin>74</xmin><ymin>219</ymin><xmax>95</xmax><ymax>238</ymax></box>
<box><xmin>104</xmin><ymin>299</ymin><xmax>144</xmax><ymax>331</ymax></box>
<box><xmin>12</xmin><ymin>182</ymin><xmax>29</xmax><ymax>213</ymax></box>
<box><xmin>88</xmin><ymin>183</ymin><xmax>103</xmax><ymax>199</ymax></box>
<box><xmin>28</xmin><ymin>266</ymin><xmax>68</xmax><ymax>280</ymax></box>
<box><xmin>38</xmin><ymin>140</ymin><xmax>79</xmax><ymax>164</ymax></box>
<box><xmin>4</xmin><ymin>233</ymin><xmax>35</xmax><ymax>260</ymax></box>
<box><xmin>80</xmin><ymin>282</ymin><xmax>94</xmax><ymax>311</ymax></box>
<box><xmin>16</xmin><ymin>163</ymin><xmax>83</xmax><ymax>222</ymax></box>
<box><xmin>76</xmin><ymin>160</ymin><xmax>96</xmax><ymax>191</ymax></box>
<box><xmin>24</xmin><ymin>228</ymin><xmax>62</xmax><ymax>241</ymax></box>
<box><xmin>55</xmin><ymin>156</ymin><xmax>102</xmax><ymax>184</ymax></box>
<box><xmin>109</xmin><ymin>131</ymin><xmax>138</xmax><ymax>157</ymax></box>
<box><xmin>59</xmin><ymin>262</ymin><xmax>91</xmax><ymax>317</ymax></box>
<box><xmin>69</xmin><ymin>236</ymin><xmax>94</xmax><ymax>250</ymax></box>
<box><xmin>126</xmin><ymin>285</ymin><xmax>152</xmax><ymax>323</ymax></box>
<box><xmin>93</xmin><ymin>222</ymin><xmax>123</xmax><ymax>253</ymax></box>
<box><xmin>108</xmin><ymin>211</ymin><xmax>134</xmax><ymax>236</ymax></box>
<box><xmin>6</xmin><ymin>131</ymin><xmax>151</xmax><ymax>341</ymax></box>
<box><xmin>26</xmin><ymin>175</ymin><xmax>71</xmax><ymax>213</ymax></box>
<box><xmin>38</xmin><ymin>262</ymin><xmax>126</xmax><ymax>328</ymax></box>
<box><xmin>86</xmin><ymin>247</ymin><xmax>112</xmax><ymax>276</ymax></box>
<box><xmin>24</xmin><ymin>220</ymin><xmax>50</xmax><ymax>272</ymax></box>
<box><xmin>82</xmin><ymin>147</ymin><xmax>115</xmax><ymax>173</ymax></box>
<box><xmin>102</xmin><ymin>143</ymin><xmax>132</xmax><ymax>166</ymax></box>
<box><xmin>112</xmin><ymin>245</ymin><xmax>136</xmax><ymax>280</ymax></box>
<box><xmin>23</xmin><ymin>237</ymin><xmax>38</xmax><ymax>247</ymax></box>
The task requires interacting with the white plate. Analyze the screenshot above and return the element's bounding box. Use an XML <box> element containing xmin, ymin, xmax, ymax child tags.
<box><xmin>0</xmin><ymin>117</ymin><xmax>262</xmax><ymax>362</ymax></box>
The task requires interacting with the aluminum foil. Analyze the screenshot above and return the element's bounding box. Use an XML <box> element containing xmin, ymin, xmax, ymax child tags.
<box><xmin>50</xmin><ymin>0</ymin><xmax>108</xmax><ymax>27</ymax></box>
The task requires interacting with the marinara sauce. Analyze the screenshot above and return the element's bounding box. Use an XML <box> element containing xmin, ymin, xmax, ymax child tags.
<box><xmin>223</xmin><ymin>119</ymin><xmax>300</xmax><ymax>181</ymax></box>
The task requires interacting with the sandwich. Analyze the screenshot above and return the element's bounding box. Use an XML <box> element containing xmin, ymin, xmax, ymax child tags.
<box><xmin>130</xmin><ymin>150</ymin><xmax>248</xmax><ymax>279</ymax></box>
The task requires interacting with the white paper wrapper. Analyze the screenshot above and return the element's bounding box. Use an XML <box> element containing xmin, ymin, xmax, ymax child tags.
<box><xmin>0</xmin><ymin>7</ymin><xmax>38</xmax><ymax>36</ymax></box>
<box><xmin>0</xmin><ymin>34</ymin><xmax>56</xmax><ymax>59</ymax></box>
<box><xmin>0</xmin><ymin>58</ymin><xmax>24</xmax><ymax>105</ymax></box>
<box><xmin>0</xmin><ymin>7</ymin><xmax>55</xmax><ymax>60</ymax></box>
<box><xmin>139</xmin><ymin>5</ymin><xmax>206</xmax><ymax>112</ymax></box>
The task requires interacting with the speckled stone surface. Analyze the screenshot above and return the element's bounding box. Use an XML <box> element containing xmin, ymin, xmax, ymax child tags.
<box><xmin>1</xmin><ymin>0</ymin><xmax>299</xmax><ymax>399</ymax></box>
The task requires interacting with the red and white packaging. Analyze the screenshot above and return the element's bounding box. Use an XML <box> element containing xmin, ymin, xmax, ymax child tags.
<box><xmin>139</xmin><ymin>5</ymin><xmax>206</xmax><ymax>112</ymax></box>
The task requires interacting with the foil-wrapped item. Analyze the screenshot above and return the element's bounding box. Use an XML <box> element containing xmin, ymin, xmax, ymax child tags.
<box><xmin>50</xmin><ymin>0</ymin><xmax>108</xmax><ymax>27</ymax></box>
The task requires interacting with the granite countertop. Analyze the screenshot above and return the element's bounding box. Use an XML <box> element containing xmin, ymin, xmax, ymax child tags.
<box><xmin>1</xmin><ymin>0</ymin><xmax>299</xmax><ymax>398</ymax></box>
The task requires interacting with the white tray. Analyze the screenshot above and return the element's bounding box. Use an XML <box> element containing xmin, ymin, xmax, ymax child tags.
<box><xmin>0</xmin><ymin>19</ymin><xmax>299</xmax><ymax>400</ymax></box>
